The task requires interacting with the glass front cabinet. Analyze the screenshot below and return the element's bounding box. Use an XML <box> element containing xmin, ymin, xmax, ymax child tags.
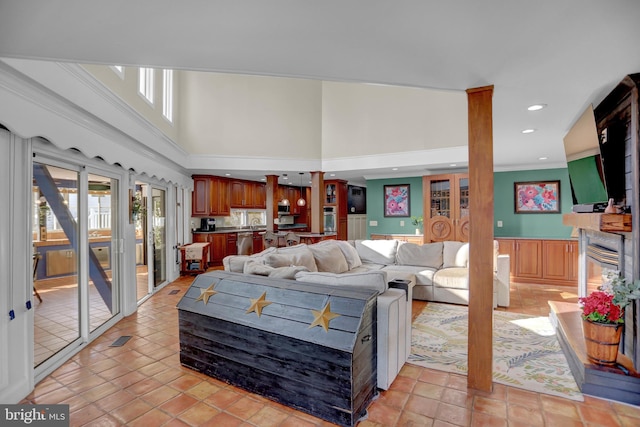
<box><xmin>422</xmin><ymin>173</ymin><xmax>469</xmax><ymax>242</ymax></box>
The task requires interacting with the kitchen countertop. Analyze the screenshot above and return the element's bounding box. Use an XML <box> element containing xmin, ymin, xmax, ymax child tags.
<box><xmin>295</xmin><ymin>232</ymin><xmax>337</xmax><ymax>237</ymax></box>
<box><xmin>192</xmin><ymin>227</ymin><xmax>266</xmax><ymax>234</ymax></box>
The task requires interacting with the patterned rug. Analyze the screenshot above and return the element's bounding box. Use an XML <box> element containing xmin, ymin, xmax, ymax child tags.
<box><xmin>409</xmin><ymin>303</ymin><xmax>583</xmax><ymax>401</ymax></box>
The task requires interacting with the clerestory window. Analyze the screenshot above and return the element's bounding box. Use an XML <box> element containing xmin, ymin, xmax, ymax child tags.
<box><xmin>138</xmin><ymin>67</ymin><xmax>154</xmax><ymax>104</ymax></box>
<box><xmin>162</xmin><ymin>69</ymin><xmax>174</xmax><ymax>122</ymax></box>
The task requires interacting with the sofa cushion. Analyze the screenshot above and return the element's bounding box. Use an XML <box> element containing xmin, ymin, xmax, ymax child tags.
<box><xmin>433</xmin><ymin>268</ymin><xmax>469</xmax><ymax>289</ymax></box>
<box><xmin>442</xmin><ymin>241</ymin><xmax>469</xmax><ymax>268</ymax></box>
<box><xmin>269</xmin><ymin>266</ymin><xmax>309</xmax><ymax>279</ymax></box>
<box><xmin>350</xmin><ymin>263</ymin><xmax>385</xmax><ymax>273</ymax></box>
<box><xmin>224</xmin><ymin>246</ymin><xmax>277</xmax><ymax>272</ymax></box>
<box><xmin>334</xmin><ymin>240</ymin><xmax>363</xmax><ymax>269</ymax></box>
<box><xmin>396</xmin><ymin>241</ymin><xmax>443</xmax><ymax>268</ymax></box>
<box><xmin>307</xmin><ymin>241</ymin><xmax>350</xmax><ymax>273</ymax></box>
<box><xmin>270</xmin><ymin>245</ymin><xmax>318</xmax><ymax>272</ymax></box>
<box><xmin>295</xmin><ymin>270</ymin><xmax>388</xmax><ymax>293</ymax></box>
<box><xmin>383</xmin><ymin>265</ymin><xmax>436</xmax><ymax>287</ymax></box>
<box><xmin>355</xmin><ymin>240</ymin><xmax>398</xmax><ymax>265</ymax></box>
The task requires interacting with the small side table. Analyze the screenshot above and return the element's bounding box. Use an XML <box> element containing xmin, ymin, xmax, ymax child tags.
<box><xmin>179</xmin><ymin>243</ymin><xmax>210</xmax><ymax>275</ymax></box>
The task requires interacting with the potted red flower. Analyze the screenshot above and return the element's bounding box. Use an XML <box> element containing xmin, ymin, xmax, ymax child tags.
<box><xmin>579</xmin><ymin>271</ymin><xmax>640</xmax><ymax>365</ymax></box>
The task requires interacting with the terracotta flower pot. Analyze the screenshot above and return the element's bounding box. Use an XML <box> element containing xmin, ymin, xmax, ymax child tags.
<box><xmin>582</xmin><ymin>319</ymin><xmax>623</xmax><ymax>366</ymax></box>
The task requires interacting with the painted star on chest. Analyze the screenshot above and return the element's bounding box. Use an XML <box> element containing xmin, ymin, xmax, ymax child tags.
<box><xmin>309</xmin><ymin>302</ymin><xmax>341</xmax><ymax>332</ymax></box>
<box><xmin>195</xmin><ymin>284</ymin><xmax>217</xmax><ymax>304</ymax></box>
<box><xmin>246</xmin><ymin>291</ymin><xmax>272</xmax><ymax>317</ymax></box>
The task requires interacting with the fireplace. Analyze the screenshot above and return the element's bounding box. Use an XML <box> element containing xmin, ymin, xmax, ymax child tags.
<box><xmin>583</xmin><ymin>231</ymin><xmax>624</xmax><ymax>297</ymax></box>
<box><xmin>555</xmin><ymin>214</ymin><xmax>640</xmax><ymax>404</ymax></box>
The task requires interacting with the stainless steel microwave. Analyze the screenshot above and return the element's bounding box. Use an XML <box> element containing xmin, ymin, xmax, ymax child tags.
<box><xmin>278</xmin><ymin>203</ymin><xmax>290</xmax><ymax>214</ymax></box>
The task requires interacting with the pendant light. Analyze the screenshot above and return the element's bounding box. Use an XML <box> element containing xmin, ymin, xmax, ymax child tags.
<box><xmin>281</xmin><ymin>174</ymin><xmax>290</xmax><ymax>206</ymax></box>
<box><xmin>296</xmin><ymin>172</ymin><xmax>306</xmax><ymax>207</ymax></box>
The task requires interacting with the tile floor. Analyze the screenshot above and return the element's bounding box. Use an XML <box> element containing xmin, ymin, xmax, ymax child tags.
<box><xmin>21</xmin><ymin>276</ymin><xmax>640</xmax><ymax>426</ymax></box>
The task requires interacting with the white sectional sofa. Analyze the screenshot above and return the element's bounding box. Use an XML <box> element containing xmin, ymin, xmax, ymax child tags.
<box><xmin>224</xmin><ymin>238</ymin><xmax>510</xmax><ymax>308</ymax></box>
<box><xmin>222</xmin><ymin>238</ymin><xmax>510</xmax><ymax>389</ymax></box>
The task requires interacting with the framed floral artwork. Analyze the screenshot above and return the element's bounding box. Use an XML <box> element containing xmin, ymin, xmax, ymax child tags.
<box><xmin>384</xmin><ymin>184</ymin><xmax>410</xmax><ymax>217</ymax></box>
<box><xmin>514</xmin><ymin>180</ymin><xmax>560</xmax><ymax>213</ymax></box>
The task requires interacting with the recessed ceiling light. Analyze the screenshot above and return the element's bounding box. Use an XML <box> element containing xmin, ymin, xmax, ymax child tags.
<box><xmin>449</xmin><ymin>164</ymin><xmax>457</xmax><ymax>167</ymax></box>
<box><xmin>392</xmin><ymin>167</ymin><xmax>398</xmax><ymax>171</ymax></box>
<box><xmin>224</xmin><ymin>173</ymin><xmax>231</xmax><ymax>176</ymax></box>
<box><xmin>527</xmin><ymin>104</ymin><xmax>547</xmax><ymax>111</ymax></box>
<box><xmin>330</xmin><ymin>173</ymin><xmax>336</xmax><ymax>177</ymax></box>
<box><xmin>522</xmin><ymin>129</ymin><xmax>536</xmax><ymax>134</ymax></box>
<box><xmin>538</xmin><ymin>156</ymin><xmax>548</xmax><ymax>160</ymax></box>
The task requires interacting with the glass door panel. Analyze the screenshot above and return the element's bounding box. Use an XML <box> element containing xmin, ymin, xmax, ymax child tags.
<box><xmin>32</xmin><ymin>163</ymin><xmax>80</xmax><ymax>367</ymax></box>
<box><xmin>458</xmin><ymin>177</ymin><xmax>469</xmax><ymax>220</ymax></box>
<box><xmin>429</xmin><ymin>179</ymin><xmax>451</xmax><ymax>219</ymax></box>
<box><xmin>152</xmin><ymin>188</ymin><xmax>166</xmax><ymax>287</ymax></box>
<box><xmin>135</xmin><ymin>183</ymin><xmax>150</xmax><ymax>302</ymax></box>
<box><xmin>87</xmin><ymin>173</ymin><xmax>119</xmax><ymax>333</ymax></box>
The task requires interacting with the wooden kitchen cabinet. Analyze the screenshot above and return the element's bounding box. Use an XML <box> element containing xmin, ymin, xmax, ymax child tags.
<box><xmin>423</xmin><ymin>173</ymin><xmax>469</xmax><ymax>242</ymax></box>
<box><xmin>497</xmin><ymin>238</ymin><xmax>578</xmax><ymax>285</ymax></box>
<box><xmin>371</xmin><ymin>234</ymin><xmax>424</xmax><ymax>244</ymax></box>
<box><xmin>252</xmin><ymin>231</ymin><xmax>264</xmax><ymax>254</ymax></box>
<box><xmin>253</xmin><ymin>183</ymin><xmax>266</xmax><ymax>208</ymax></box>
<box><xmin>211</xmin><ymin>177</ymin><xmax>230</xmax><ymax>216</ymax></box>
<box><xmin>514</xmin><ymin>239</ymin><xmax>542</xmax><ymax>279</ymax></box>
<box><xmin>192</xmin><ymin>176</ymin><xmax>211</xmax><ymax>216</ymax></box>
<box><xmin>192</xmin><ymin>175</ymin><xmax>230</xmax><ymax>216</ymax></box>
<box><xmin>230</xmin><ymin>180</ymin><xmax>245</xmax><ymax>207</ymax></box>
<box><xmin>193</xmin><ymin>231</ymin><xmax>237</xmax><ymax>266</ymax></box>
<box><xmin>497</xmin><ymin>238</ymin><xmax>517</xmax><ymax>274</ymax></box>
<box><xmin>231</xmin><ymin>180</ymin><xmax>266</xmax><ymax>209</ymax></box>
<box><xmin>543</xmin><ymin>240</ymin><xmax>578</xmax><ymax>283</ymax></box>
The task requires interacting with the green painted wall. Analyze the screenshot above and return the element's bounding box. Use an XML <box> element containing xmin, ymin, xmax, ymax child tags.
<box><xmin>366</xmin><ymin>176</ymin><xmax>424</xmax><ymax>236</ymax></box>
<box><xmin>494</xmin><ymin>168</ymin><xmax>573</xmax><ymax>238</ymax></box>
<box><xmin>364</xmin><ymin>168</ymin><xmax>574</xmax><ymax>239</ymax></box>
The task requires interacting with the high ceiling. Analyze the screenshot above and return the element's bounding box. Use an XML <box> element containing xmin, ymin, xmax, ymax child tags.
<box><xmin>1</xmin><ymin>0</ymin><xmax>639</xmax><ymax>184</ymax></box>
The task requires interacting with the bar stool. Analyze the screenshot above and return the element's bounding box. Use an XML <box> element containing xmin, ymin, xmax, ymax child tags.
<box><xmin>285</xmin><ymin>233</ymin><xmax>301</xmax><ymax>247</ymax></box>
<box><xmin>263</xmin><ymin>231</ymin><xmax>278</xmax><ymax>248</ymax></box>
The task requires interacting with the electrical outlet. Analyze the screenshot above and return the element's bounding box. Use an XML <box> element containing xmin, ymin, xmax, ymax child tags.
<box><xmin>369</xmin><ymin>220</ymin><xmax>378</xmax><ymax>226</ymax></box>
<box><xmin>497</xmin><ymin>220</ymin><xmax>503</xmax><ymax>227</ymax></box>
<box><xmin>400</xmin><ymin>220</ymin><xmax>405</xmax><ymax>226</ymax></box>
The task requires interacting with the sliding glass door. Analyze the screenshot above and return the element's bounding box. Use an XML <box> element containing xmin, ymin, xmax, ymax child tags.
<box><xmin>135</xmin><ymin>182</ymin><xmax>167</xmax><ymax>304</ymax></box>
<box><xmin>32</xmin><ymin>163</ymin><xmax>80</xmax><ymax>366</ymax></box>
<box><xmin>32</xmin><ymin>161</ymin><xmax>120</xmax><ymax>368</ymax></box>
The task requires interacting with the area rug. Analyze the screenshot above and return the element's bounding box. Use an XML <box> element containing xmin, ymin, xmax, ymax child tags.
<box><xmin>409</xmin><ymin>303</ymin><xmax>583</xmax><ymax>401</ymax></box>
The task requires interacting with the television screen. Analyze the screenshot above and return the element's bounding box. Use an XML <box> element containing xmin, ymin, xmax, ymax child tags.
<box><xmin>563</xmin><ymin>105</ymin><xmax>608</xmax><ymax>205</ymax></box>
<box><xmin>566</xmin><ymin>155</ymin><xmax>607</xmax><ymax>204</ymax></box>
<box><xmin>347</xmin><ymin>185</ymin><xmax>366</xmax><ymax>214</ymax></box>
<box><xmin>599</xmin><ymin>120</ymin><xmax>627</xmax><ymax>205</ymax></box>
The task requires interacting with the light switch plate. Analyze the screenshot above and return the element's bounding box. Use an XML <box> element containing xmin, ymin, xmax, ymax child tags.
<box><xmin>369</xmin><ymin>220</ymin><xmax>378</xmax><ymax>226</ymax></box>
<box><xmin>497</xmin><ymin>220</ymin><xmax>503</xmax><ymax>227</ymax></box>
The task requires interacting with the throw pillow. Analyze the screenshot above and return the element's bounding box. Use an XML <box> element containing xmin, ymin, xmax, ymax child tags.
<box><xmin>269</xmin><ymin>266</ymin><xmax>309</xmax><ymax>279</ymax></box>
<box><xmin>307</xmin><ymin>242</ymin><xmax>349</xmax><ymax>273</ymax></box>
<box><xmin>396</xmin><ymin>241</ymin><xmax>443</xmax><ymax>268</ymax></box>
<box><xmin>442</xmin><ymin>241</ymin><xmax>469</xmax><ymax>268</ymax></box>
<box><xmin>243</xmin><ymin>259</ymin><xmax>274</xmax><ymax>276</ymax></box>
<box><xmin>265</xmin><ymin>253</ymin><xmax>295</xmax><ymax>268</ymax></box>
<box><xmin>355</xmin><ymin>239</ymin><xmax>398</xmax><ymax>265</ymax></box>
<box><xmin>274</xmin><ymin>245</ymin><xmax>318</xmax><ymax>272</ymax></box>
<box><xmin>334</xmin><ymin>240</ymin><xmax>363</xmax><ymax>269</ymax></box>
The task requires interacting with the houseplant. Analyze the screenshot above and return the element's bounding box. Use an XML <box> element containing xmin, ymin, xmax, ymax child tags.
<box><xmin>411</xmin><ymin>215</ymin><xmax>423</xmax><ymax>235</ymax></box>
<box><xmin>579</xmin><ymin>271</ymin><xmax>640</xmax><ymax>365</ymax></box>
